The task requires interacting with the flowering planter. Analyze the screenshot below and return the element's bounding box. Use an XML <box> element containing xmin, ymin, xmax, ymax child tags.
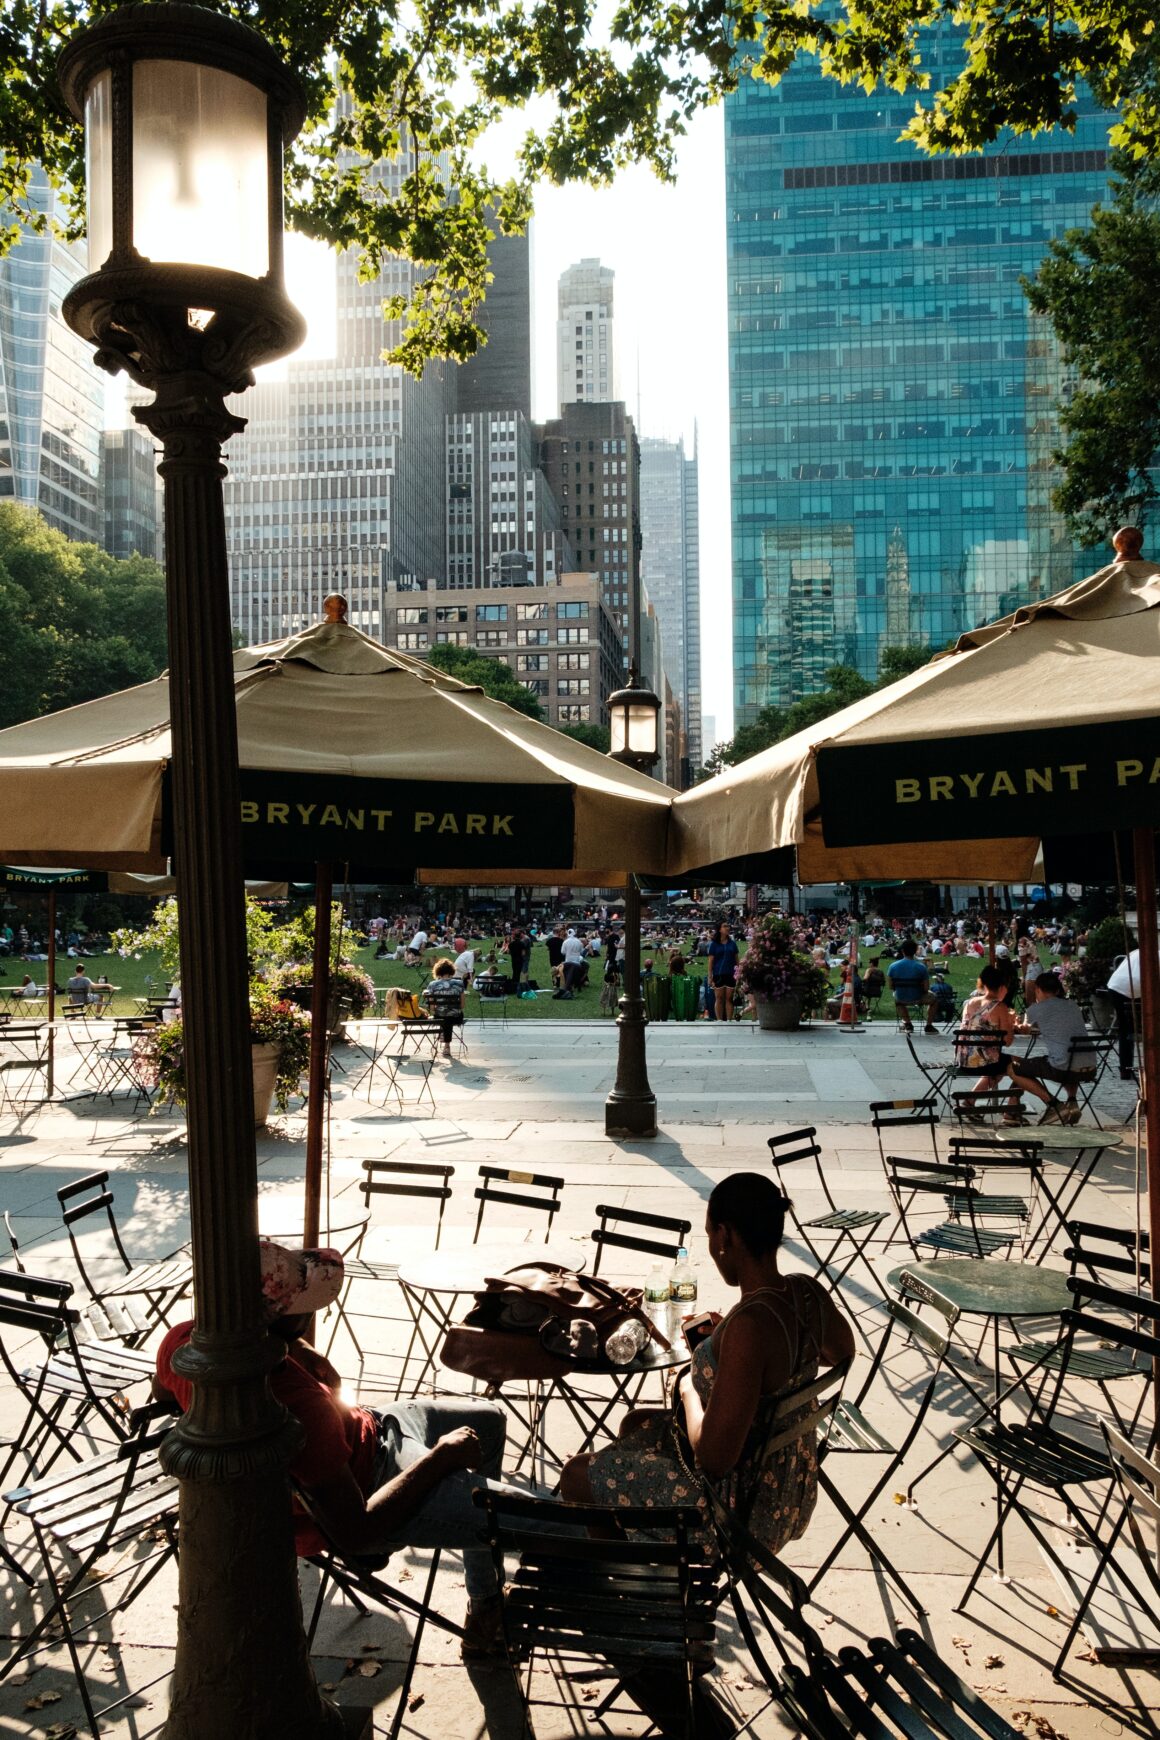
<box><xmin>251</xmin><ymin>1042</ymin><xmax>280</xmax><ymax>1127</ymax></box>
<box><xmin>755</xmin><ymin>993</ymin><xmax>802</xmax><ymax>1032</ymax></box>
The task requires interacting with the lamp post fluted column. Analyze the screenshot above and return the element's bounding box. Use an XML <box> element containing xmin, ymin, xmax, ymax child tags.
<box><xmin>56</xmin><ymin>8</ymin><xmax>356</xmax><ymax>1733</ymax></box>
<box><xmin>604</xmin><ymin>873</ymin><xmax>657</xmax><ymax>1136</ymax></box>
<box><xmin>133</xmin><ymin>375</ymin><xmax>342</xmax><ymax>1740</ymax></box>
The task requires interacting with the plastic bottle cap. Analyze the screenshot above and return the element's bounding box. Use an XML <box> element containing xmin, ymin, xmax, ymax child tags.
<box><xmin>676</xmin><ymin>1246</ymin><xmax>688</xmax><ymax>1259</ymax></box>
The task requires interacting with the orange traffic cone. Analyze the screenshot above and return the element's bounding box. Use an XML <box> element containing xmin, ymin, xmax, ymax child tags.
<box><xmin>838</xmin><ymin>974</ymin><xmax>858</xmax><ymax>1025</ymax></box>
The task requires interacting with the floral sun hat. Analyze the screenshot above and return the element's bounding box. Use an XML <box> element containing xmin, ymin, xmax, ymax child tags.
<box><xmin>259</xmin><ymin>1241</ymin><xmax>344</xmax><ymax>1322</ymax></box>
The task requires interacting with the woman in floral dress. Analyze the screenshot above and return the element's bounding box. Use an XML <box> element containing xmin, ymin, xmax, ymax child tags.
<box><xmin>560</xmin><ymin>1172</ymin><xmax>855</xmax><ymax>1555</ymax></box>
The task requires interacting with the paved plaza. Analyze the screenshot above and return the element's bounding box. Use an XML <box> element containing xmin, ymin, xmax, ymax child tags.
<box><xmin>0</xmin><ymin>1018</ymin><xmax>1154</xmax><ymax>1738</ymax></box>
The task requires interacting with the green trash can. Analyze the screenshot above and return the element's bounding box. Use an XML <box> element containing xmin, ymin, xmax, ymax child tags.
<box><xmin>670</xmin><ymin>973</ymin><xmax>698</xmax><ymax>1021</ymax></box>
<box><xmin>643</xmin><ymin>975</ymin><xmax>671</xmax><ymax>1022</ymax></box>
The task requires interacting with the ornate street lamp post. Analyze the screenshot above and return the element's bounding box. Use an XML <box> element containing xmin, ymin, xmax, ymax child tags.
<box><xmin>605</xmin><ymin>664</ymin><xmax>662</xmax><ymax>1137</ymax></box>
<box><xmin>59</xmin><ymin>9</ymin><xmax>349</xmax><ymax>1735</ymax></box>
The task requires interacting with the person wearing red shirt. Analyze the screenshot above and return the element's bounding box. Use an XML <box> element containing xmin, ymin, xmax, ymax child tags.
<box><xmin>154</xmin><ymin>1242</ymin><xmax>507</xmax><ymax>1655</ymax></box>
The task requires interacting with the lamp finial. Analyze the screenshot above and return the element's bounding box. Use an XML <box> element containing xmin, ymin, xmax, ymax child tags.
<box><xmin>322</xmin><ymin>593</ymin><xmax>348</xmax><ymax>624</ymax></box>
<box><xmin>1113</xmin><ymin>525</ymin><xmax>1144</xmax><ymax>561</ymax></box>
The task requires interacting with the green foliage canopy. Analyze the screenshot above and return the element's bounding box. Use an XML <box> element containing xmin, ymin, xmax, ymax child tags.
<box><xmin>422</xmin><ymin>640</ymin><xmax>545</xmax><ymax>718</ymax></box>
<box><xmin>0</xmin><ymin>503</ymin><xmax>168</xmax><ymax>727</ymax></box>
<box><xmin>1024</xmin><ymin>156</ymin><xmax>1160</xmax><ymax>544</ymax></box>
<box><xmin>6</xmin><ymin>1</ymin><xmax>1160</xmax><ymax>370</ymax></box>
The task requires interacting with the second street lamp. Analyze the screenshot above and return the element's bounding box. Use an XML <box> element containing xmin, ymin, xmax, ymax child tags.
<box><xmin>58</xmin><ymin>8</ymin><xmax>349</xmax><ymax>1737</ymax></box>
<box><xmin>605</xmin><ymin>664</ymin><xmax>662</xmax><ymax>1138</ymax></box>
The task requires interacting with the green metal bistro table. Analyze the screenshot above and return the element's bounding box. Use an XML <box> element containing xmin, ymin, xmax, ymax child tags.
<box><xmin>987</xmin><ymin>1126</ymin><xmax>1120</xmax><ymax>1262</ymax></box>
<box><xmin>887</xmin><ymin>1259</ymin><xmax>1072</xmax><ymax>1581</ymax></box>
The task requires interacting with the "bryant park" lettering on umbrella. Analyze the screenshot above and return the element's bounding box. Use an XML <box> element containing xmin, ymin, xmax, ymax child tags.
<box><xmin>240</xmin><ymin>801</ymin><xmax>515</xmax><ymax>835</ymax></box>
<box><xmin>893</xmin><ymin>759</ymin><xmax>1160</xmax><ymax>803</ymax></box>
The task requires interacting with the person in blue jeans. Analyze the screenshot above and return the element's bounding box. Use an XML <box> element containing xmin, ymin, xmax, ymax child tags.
<box><xmin>886</xmin><ymin>939</ymin><xmax>938</xmax><ymax>1033</ymax></box>
<box><xmin>707</xmin><ymin>921</ymin><xmax>740</xmax><ymax>1022</ymax></box>
<box><xmin>154</xmin><ymin>1242</ymin><xmax>517</xmax><ymax>1657</ymax></box>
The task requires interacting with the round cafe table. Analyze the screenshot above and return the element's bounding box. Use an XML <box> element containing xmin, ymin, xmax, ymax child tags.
<box><xmin>887</xmin><ymin>1258</ymin><xmax>1072</xmax><ymax>1579</ymax></box>
<box><xmin>986</xmin><ymin>1126</ymin><xmax>1120</xmax><ymax>1261</ymax></box>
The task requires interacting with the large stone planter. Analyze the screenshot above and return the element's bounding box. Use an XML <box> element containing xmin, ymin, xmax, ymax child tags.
<box><xmin>755</xmin><ymin>993</ymin><xmax>802</xmax><ymax>1032</ymax></box>
<box><xmin>252</xmin><ymin>1042</ymin><xmax>280</xmax><ymax>1127</ymax></box>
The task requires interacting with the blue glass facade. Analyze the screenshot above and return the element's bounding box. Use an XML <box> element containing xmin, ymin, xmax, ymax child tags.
<box><xmin>725</xmin><ymin>42</ymin><xmax>1112</xmax><ymax>719</ymax></box>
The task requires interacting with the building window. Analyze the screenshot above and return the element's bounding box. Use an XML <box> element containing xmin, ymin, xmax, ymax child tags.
<box><xmin>557</xmin><ymin>678</ymin><xmax>590</xmax><ymax>696</ymax></box>
<box><xmin>436</xmin><ymin>631</ymin><xmax>469</xmax><ymax>645</ymax></box>
<box><xmin>435</xmin><ymin>606</ymin><xmax>468</xmax><ymax>623</ymax></box>
<box><xmin>396</xmin><ymin>607</ymin><xmax>428</xmax><ymax>624</ymax></box>
<box><xmin>516</xmin><ymin>602</ymin><xmax>550</xmax><ymax>621</ymax></box>
<box><xmin>476</xmin><ymin>630</ymin><xmax>506</xmax><ymax>647</ymax></box>
<box><xmin>476</xmin><ymin>604</ymin><xmax>507</xmax><ymax>621</ymax></box>
<box><xmin>558</xmin><ymin>704</ymin><xmax>590</xmax><ymax>723</ymax></box>
<box><xmin>524</xmin><ymin>679</ymin><xmax>550</xmax><ymax>696</ymax></box>
<box><xmin>558</xmin><ymin>652</ymin><xmax>590</xmax><ymax>671</ymax></box>
<box><xmin>558</xmin><ymin>601</ymin><xmax>589</xmax><ymax>618</ymax></box>
<box><xmin>558</xmin><ymin>627</ymin><xmax>590</xmax><ymax>644</ymax></box>
<box><xmin>397</xmin><ymin>632</ymin><xmax>428</xmax><ymax>650</ymax></box>
<box><xmin>517</xmin><ymin>653</ymin><xmax>549</xmax><ymax>672</ymax></box>
<box><xmin>516</xmin><ymin>628</ymin><xmax>550</xmax><ymax>646</ymax></box>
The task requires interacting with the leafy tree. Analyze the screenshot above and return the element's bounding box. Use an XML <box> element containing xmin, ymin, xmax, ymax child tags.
<box><xmin>422</xmin><ymin>641</ymin><xmax>544</xmax><ymax>719</ymax></box>
<box><xmin>877</xmin><ymin>642</ymin><xmax>935</xmax><ymax>684</ymax></box>
<box><xmin>1024</xmin><ymin>155</ymin><xmax>1160</xmax><ymax>544</ymax></box>
<box><xmin>555</xmin><ymin>721</ymin><xmax>611</xmax><ymax>753</ymax></box>
<box><xmin>0</xmin><ymin>503</ymin><xmax>168</xmax><ymax>727</ymax></box>
<box><xmin>7</xmin><ymin>2</ymin><xmax>1160</xmax><ymax>370</ymax></box>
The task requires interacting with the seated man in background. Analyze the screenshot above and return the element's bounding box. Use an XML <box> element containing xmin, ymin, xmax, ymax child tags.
<box><xmin>154</xmin><ymin>1243</ymin><xmax>509</xmax><ymax>1656</ymax></box>
<box><xmin>886</xmin><ymin>939</ymin><xmax>938</xmax><ymax>1034</ymax></box>
<box><xmin>1007</xmin><ymin>971</ymin><xmax>1094</xmax><ymax>1125</ymax></box>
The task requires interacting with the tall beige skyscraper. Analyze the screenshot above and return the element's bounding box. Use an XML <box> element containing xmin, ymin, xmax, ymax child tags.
<box><xmin>556</xmin><ymin>260</ymin><xmax>615</xmax><ymax>413</ymax></box>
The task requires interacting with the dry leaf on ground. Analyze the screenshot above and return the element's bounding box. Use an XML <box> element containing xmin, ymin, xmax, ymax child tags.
<box><xmin>407</xmin><ymin>1693</ymin><xmax>425</xmax><ymax>1711</ymax></box>
<box><xmin>357</xmin><ymin>1660</ymin><xmax>381</xmax><ymax>1678</ymax></box>
<box><xmin>24</xmin><ymin>1692</ymin><xmax>62</xmax><ymax>1710</ymax></box>
<box><xmin>984</xmin><ymin>1654</ymin><xmax>1005</xmax><ymax>1669</ymax></box>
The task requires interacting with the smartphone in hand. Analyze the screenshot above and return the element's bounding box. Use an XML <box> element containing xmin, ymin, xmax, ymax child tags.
<box><xmin>682</xmin><ymin>1311</ymin><xmax>718</xmax><ymax>1353</ymax></box>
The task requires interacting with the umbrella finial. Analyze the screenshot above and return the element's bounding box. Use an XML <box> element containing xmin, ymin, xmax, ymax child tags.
<box><xmin>322</xmin><ymin>593</ymin><xmax>348</xmax><ymax>624</ymax></box>
<box><xmin>1113</xmin><ymin>526</ymin><xmax>1144</xmax><ymax>562</ymax></box>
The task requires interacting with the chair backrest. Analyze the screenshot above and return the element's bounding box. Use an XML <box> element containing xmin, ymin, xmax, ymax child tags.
<box><xmin>714</xmin><ymin>1356</ymin><xmax>851</xmax><ymax>1536</ymax></box>
<box><xmin>473</xmin><ymin>1166</ymin><xmax>564</xmax><ymax>1244</ymax></box>
<box><xmin>359</xmin><ymin>1161</ymin><xmax>454</xmax><ymax>1250</ymax></box>
<box><xmin>781</xmin><ymin>1629</ymin><xmax>1026</xmax><ymax>1740</ymax></box>
<box><xmin>0</xmin><ymin>1269</ymin><xmax>79</xmax><ymax>1380</ymax></box>
<box><xmin>57</xmin><ymin>1170</ymin><xmax>133</xmax><ymax>1292</ymax></box>
<box><xmin>1063</xmin><ymin>1276</ymin><xmax>1160</xmax><ymax>1367</ymax></box>
<box><xmin>884</xmin><ymin>1152</ymin><xmax>976</xmax><ymax>1201</ymax></box>
<box><xmin>1065</xmin><ymin>1219</ymin><xmax>1151</xmax><ymax>1290</ymax></box>
<box><xmin>851</xmin><ymin>1287</ymin><xmax>960</xmax><ymax>1413</ymax></box>
<box><xmin>3</xmin><ymin>1209</ymin><xmax>26</xmax><ymax>1273</ymax></box>
<box><xmin>868</xmin><ymin>1099</ymin><xmax>940</xmax><ymax>1168</ymax></box>
<box><xmin>472</xmin><ymin>1487</ymin><xmax>721</xmax><ymax>1675</ymax></box>
<box><xmin>1101</xmin><ymin>1423</ymin><xmax>1160</xmax><ymax>1606</ymax></box>
<box><xmin>590</xmin><ymin>1204</ymin><xmax>692</xmax><ymax>1275</ymax></box>
<box><xmin>1065</xmin><ymin>1030</ymin><xmax>1105</xmax><ymax>1073</ymax></box>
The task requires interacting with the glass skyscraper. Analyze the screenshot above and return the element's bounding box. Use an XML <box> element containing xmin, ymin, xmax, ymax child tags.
<box><xmin>725</xmin><ymin>39</ymin><xmax>1112</xmax><ymax>720</ymax></box>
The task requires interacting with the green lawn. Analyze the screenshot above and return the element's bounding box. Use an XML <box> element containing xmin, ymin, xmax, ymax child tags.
<box><xmin>12</xmin><ymin>931</ymin><xmax>1031</xmax><ymax>1022</ymax></box>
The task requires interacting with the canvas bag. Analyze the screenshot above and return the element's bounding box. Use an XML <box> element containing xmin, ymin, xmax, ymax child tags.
<box><xmin>440</xmin><ymin>1261</ymin><xmax>671</xmax><ymax>1386</ymax></box>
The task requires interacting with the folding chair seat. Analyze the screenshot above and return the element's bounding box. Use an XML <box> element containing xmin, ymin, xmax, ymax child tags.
<box><xmin>473</xmin><ymin>1165</ymin><xmax>564</xmax><ymax>1244</ymax></box>
<box><xmin>1097</xmin><ymin>1424</ymin><xmax>1160</xmax><ymax>1643</ymax></box>
<box><xmin>473</xmin><ymin>1487</ymin><xmax>724</xmax><ymax>1740</ymax></box>
<box><xmin>953</xmin><ymin>1278</ymin><xmax>1160</xmax><ymax>1675</ymax></box>
<box><xmin>4</xmin><ymin>1206</ymin><xmax>151</xmax><ymax>1344</ymax></box>
<box><xmin>776</xmin><ymin>1628</ymin><xmax>1026</xmax><ymax>1740</ymax></box>
<box><xmin>1006</xmin><ymin>1221</ymin><xmax>1151</xmax><ymax>1434</ymax></box>
<box><xmin>58</xmin><ymin>1171</ymin><xmax>193</xmax><ymax>1338</ymax></box>
<box><xmin>767</xmin><ymin>1126</ymin><xmax>889</xmax><ymax>1298</ymax></box>
<box><xmin>807</xmin><ymin>1288</ymin><xmax>962</xmax><ymax>1613</ymax></box>
<box><xmin>1</xmin><ymin>1410</ymin><xmax>179</xmax><ymax>1736</ymax></box>
<box><xmin>0</xmin><ymin>1271</ymin><xmax>156</xmax><ymax>1499</ymax></box>
<box><xmin>883</xmin><ymin>1154</ymin><xmax>1018</xmax><ymax>1260</ymax></box>
<box><xmin>945</xmin><ymin>1134</ymin><xmax>1032</xmax><ymax>1234</ymax></box>
<box><xmin>294</xmin><ymin>1482</ymin><xmax>464</xmax><ymax>1740</ymax></box>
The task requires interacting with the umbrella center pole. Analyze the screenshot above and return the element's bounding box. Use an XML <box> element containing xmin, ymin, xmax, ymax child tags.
<box><xmin>134</xmin><ymin>365</ymin><xmax>344</xmax><ymax>1739</ymax></box>
<box><xmin>605</xmin><ymin>875</ymin><xmax>658</xmax><ymax>1138</ymax></box>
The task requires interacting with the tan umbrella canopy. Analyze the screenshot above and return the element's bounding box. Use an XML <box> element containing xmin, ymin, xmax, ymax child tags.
<box><xmin>669</xmin><ymin>552</ymin><xmax>1160</xmax><ymax>884</ymax></box>
<box><xmin>0</xmin><ymin>609</ymin><xmax>672</xmax><ymax>882</ymax></box>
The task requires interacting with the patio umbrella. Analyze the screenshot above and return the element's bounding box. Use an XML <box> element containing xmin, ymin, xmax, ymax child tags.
<box><xmin>671</xmin><ymin>534</ymin><xmax>1160</xmax><ymax>1361</ymax></box>
<box><xmin>0</xmin><ymin>603</ymin><xmax>671</xmax><ymax>884</ymax></box>
<box><xmin>0</xmin><ymin>600</ymin><xmax>672</xmax><ymax>1241</ymax></box>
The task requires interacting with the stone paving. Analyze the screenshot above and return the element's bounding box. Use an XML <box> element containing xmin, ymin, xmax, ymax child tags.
<box><xmin>0</xmin><ymin>1018</ymin><xmax>1154</xmax><ymax>1737</ymax></box>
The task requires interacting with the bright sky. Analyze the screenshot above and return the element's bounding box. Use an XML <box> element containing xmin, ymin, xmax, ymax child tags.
<box><xmin>119</xmin><ymin>105</ymin><xmax>733</xmax><ymax>741</ymax></box>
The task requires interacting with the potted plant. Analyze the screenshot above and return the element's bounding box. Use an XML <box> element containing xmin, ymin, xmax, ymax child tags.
<box><xmin>737</xmin><ymin>917</ymin><xmax>831</xmax><ymax>1031</ymax></box>
<box><xmin>151</xmin><ymin>986</ymin><xmax>311</xmax><ymax>1125</ymax></box>
<box><xmin>113</xmin><ymin>896</ymin><xmax>313</xmax><ymax>1124</ymax></box>
<box><xmin>267</xmin><ymin>957</ymin><xmax>375</xmax><ymax>1036</ymax></box>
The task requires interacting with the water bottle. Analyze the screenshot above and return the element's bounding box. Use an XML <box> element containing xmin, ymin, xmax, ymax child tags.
<box><xmin>670</xmin><ymin>1246</ymin><xmax>698</xmax><ymax>1304</ymax></box>
<box><xmin>645</xmin><ymin>1264</ymin><xmax>670</xmax><ymax>1304</ymax></box>
<box><xmin>605</xmin><ymin>1317</ymin><xmax>649</xmax><ymax>1365</ymax></box>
